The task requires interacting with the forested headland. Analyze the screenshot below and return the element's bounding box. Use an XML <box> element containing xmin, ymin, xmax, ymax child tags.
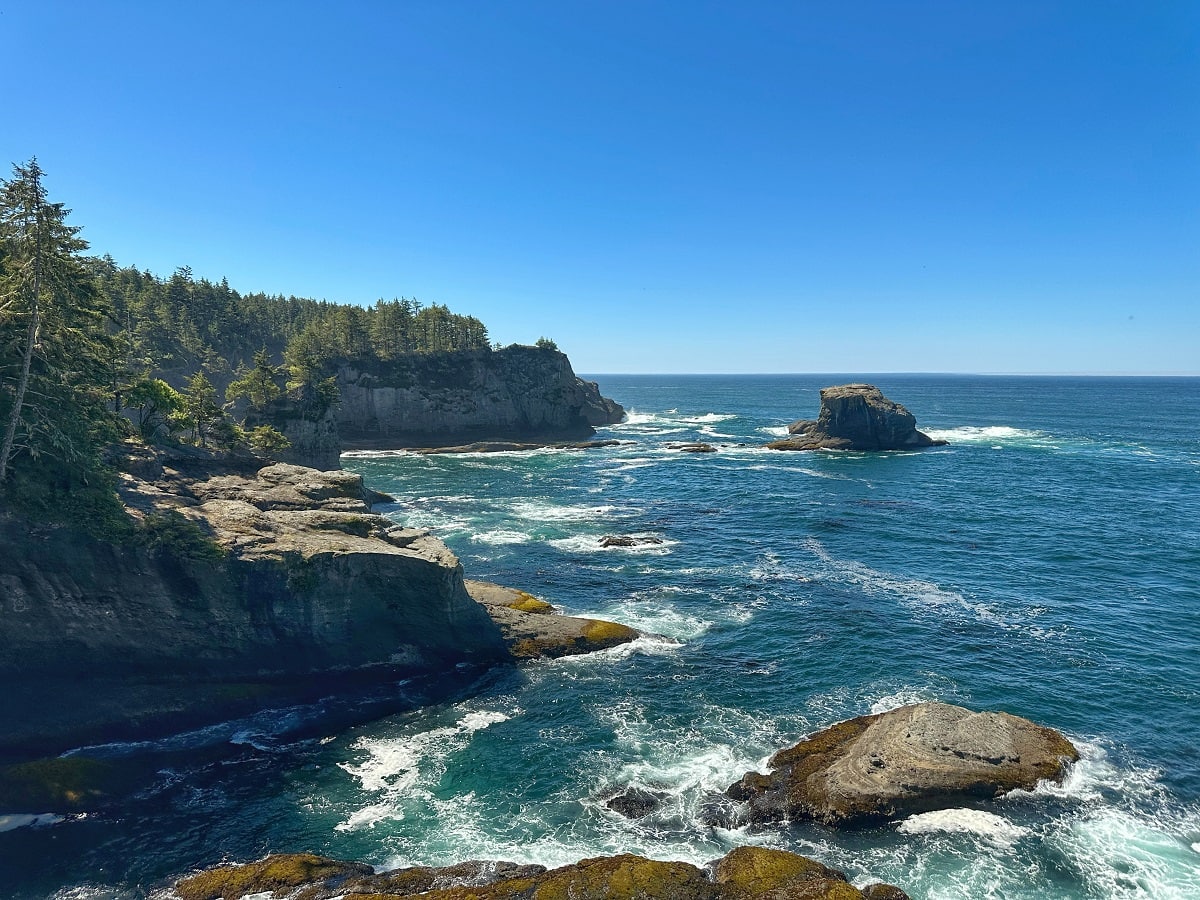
<box><xmin>0</xmin><ymin>159</ymin><xmax>549</xmax><ymax>530</ymax></box>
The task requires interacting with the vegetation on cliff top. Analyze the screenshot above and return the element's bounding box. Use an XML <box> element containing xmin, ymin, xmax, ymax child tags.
<box><xmin>0</xmin><ymin>158</ymin><xmax>549</xmax><ymax>525</ymax></box>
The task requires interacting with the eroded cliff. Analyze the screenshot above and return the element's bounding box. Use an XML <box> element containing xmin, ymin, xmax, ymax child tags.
<box><xmin>0</xmin><ymin>452</ymin><xmax>509</xmax><ymax>758</ymax></box>
<box><xmin>334</xmin><ymin>345</ymin><xmax>624</xmax><ymax>448</ymax></box>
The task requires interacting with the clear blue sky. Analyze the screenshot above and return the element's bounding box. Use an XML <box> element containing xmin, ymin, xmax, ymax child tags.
<box><xmin>4</xmin><ymin>2</ymin><xmax>1197</xmax><ymax>373</ymax></box>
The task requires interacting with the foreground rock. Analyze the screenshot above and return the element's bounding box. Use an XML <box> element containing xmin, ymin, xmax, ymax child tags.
<box><xmin>727</xmin><ymin>702</ymin><xmax>1079</xmax><ymax>827</ymax></box>
<box><xmin>768</xmin><ymin>384</ymin><xmax>946</xmax><ymax>452</ymax></box>
<box><xmin>0</xmin><ymin>453</ymin><xmax>509</xmax><ymax>759</ymax></box>
<box><xmin>466</xmin><ymin>581</ymin><xmax>639</xmax><ymax>659</ymax></box>
<box><xmin>175</xmin><ymin>847</ymin><xmax>910</xmax><ymax>900</ymax></box>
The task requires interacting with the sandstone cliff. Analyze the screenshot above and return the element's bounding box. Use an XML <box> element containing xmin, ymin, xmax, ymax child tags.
<box><xmin>334</xmin><ymin>345</ymin><xmax>624</xmax><ymax>449</ymax></box>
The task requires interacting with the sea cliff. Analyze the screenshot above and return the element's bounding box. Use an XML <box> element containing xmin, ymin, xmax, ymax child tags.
<box><xmin>334</xmin><ymin>345</ymin><xmax>624</xmax><ymax>450</ymax></box>
<box><xmin>0</xmin><ymin>449</ymin><xmax>634</xmax><ymax>762</ymax></box>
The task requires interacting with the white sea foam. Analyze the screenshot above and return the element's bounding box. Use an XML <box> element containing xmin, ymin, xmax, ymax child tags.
<box><xmin>340</xmin><ymin>449</ymin><xmax>412</xmax><ymax>458</ymax></box>
<box><xmin>758</xmin><ymin>424</ymin><xmax>792</xmax><ymax>438</ymax></box>
<box><xmin>597</xmin><ymin>602</ymin><xmax>711</xmax><ymax>641</ymax></box>
<box><xmin>0</xmin><ymin>812</ymin><xmax>63</xmax><ymax>832</ymax></box>
<box><xmin>923</xmin><ymin>424</ymin><xmax>1049</xmax><ymax>446</ymax></box>
<box><xmin>897</xmin><ymin>808</ymin><xmax>1029</xmax><ymax>847</ymax></box>
<box><xmin>548</xmin><ymin>534</ymin><xmax>677</xmax><ymax>555</ymax></box>
<box><xmin>508</xmin><ymin>500</ymin><xmax>632</xmax><ymax>522</ymax></box>
<box><xmin>335</xmin><ymin>708</ymin><xmax>510</xmax><ymax>832</ymax></box>
<box><xmin>803</xmin><ymin>537</ymin><xmax>1030</xmax><ymax>630</ymax></box>
<box><xmin>470</xmin><ymin>529</ymin><xmax>530</xmax><ymax>545</ymax></box>
<box><xmin>1049</xmin><ymin>809</ymin><xmax>1200</xmax><ymax>899</ymax></box>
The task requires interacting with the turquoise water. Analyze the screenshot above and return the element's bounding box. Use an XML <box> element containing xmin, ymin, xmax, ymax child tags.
<box><xmin>3</xmin><ymin>375</ymin><xmax>1199</xmax><ymax>898</ymax></box>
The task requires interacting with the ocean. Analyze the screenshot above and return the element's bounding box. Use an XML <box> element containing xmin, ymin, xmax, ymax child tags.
<box><xmin>2</xmin><ymin>375</ymin><xmax>1198</xmax><ymax>899</ymax></box>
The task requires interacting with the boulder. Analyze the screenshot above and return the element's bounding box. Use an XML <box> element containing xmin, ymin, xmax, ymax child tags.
<box><xmin>668</xmin><ymin>442</ymin><xmax>718</xmax><ymax>453</ymax></box>
<box><xmin>767</xmin><ymin>384</ymin><xmax>946</xmax><ymax>452</ymax></box>
<box><xmin>604</xmin><ymin>786</ymin><xmax>666</xmax><ymax>819</ymax></box>
<box><xmin>727</xmin><ymin>702</ymin><xmax>1078</xmax><ymax>827</ymax></box>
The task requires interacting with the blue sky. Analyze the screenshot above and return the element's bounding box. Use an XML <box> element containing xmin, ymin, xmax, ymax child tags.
<box><xmin>4</xmin><ymin>2</ymin><xmax>1197</xmax><ymax>373</ymax></box>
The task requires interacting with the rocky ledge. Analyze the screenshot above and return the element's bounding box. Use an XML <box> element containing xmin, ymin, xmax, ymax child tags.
<box><xmin>767</xmin><ymin>384</ymin><xmax>946</xmax><ymax>452</ymax></box>
<box><xmin>466</xmin><ymin>580</ymin><xmax>638</xmax><ymax>659</ymax></box>
<box><xmin>0</xmin><ymin>450</ymin><xmax>636</xmax><ymax>760</ymax></box>
<box><xmin>174</xmin><ymin>847</ymin><xmax>911</xmax><ymax>900</ymax></box>
<box><xmin>726</xmin><ymin>702</ymin><xmax>1078</xmax><ymax>827</ymax></box>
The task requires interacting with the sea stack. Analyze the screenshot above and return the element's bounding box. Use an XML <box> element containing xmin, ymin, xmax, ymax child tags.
<box><xmin>726</xmin><ymin>702</ymin><xmax>1079</xmax><ymax>828</ymax></box>
<box><xmin>767</xmin><ymin>384</ymin><xmax>946</xmax><ymax>451</ymax></box>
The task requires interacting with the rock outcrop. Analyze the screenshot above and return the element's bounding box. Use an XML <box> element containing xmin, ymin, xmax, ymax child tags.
<box><xmin>0</xmin><ymin>448</ymin><xmax>641</xmax><ymax>760</ymax></box>
<box><xmin>767</xmin><ymin>384</ymin><xmax>945</xmax><ymax>452</ymax></box>
<box><xmin>174</xmin><ymin>847</ymin><xmax>911</xmax><ymax>900</ymax></box>
<box><xmin>727</xmin><ymin>702</ymin><xmax>1079</xmax><ymax>827</ymax></box>
<box><xmin>465</xmin><ymin>581</ymin><xmax>639</xmax><ymax>659</ymax></box>
<box><xmin>0</xmin><ymin>453</ymin><xmax>512</xmax><ymax>758</ymax></box>
<box><xmin>335</xmin><ymin>345</ymin><xmax>625</xmax><ymax>449</ymax></box>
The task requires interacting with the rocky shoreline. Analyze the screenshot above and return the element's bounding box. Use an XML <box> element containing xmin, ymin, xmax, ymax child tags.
<box><xmin>0</xmin><ymin>449</ymin><xmax>638</xmax><ymax>764</ymax></box>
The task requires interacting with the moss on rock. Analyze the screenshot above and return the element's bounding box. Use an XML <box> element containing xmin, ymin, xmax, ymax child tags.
<box><xmin>175</xmin><ymin>853</ymin><xmax>372</xmax><ymax>900</ymax></box>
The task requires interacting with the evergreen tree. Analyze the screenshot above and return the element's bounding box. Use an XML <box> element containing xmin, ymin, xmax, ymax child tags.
<box><xmin>0</xmin><ymin>159</ymin><xmax>119</xmax><ymax>485</ymax></box>
<box><xmin>225</xmin><ymin>348</ymin><xmax>283</xmax><ymax>410</ymax></box>
<box><xmin>182</xmin><ymin>372</ymin><xmax>223</xmax><ymax>447</ymax></box>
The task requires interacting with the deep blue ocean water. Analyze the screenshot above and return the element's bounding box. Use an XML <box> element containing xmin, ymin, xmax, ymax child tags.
<box><xmin>2</xmin><ymin>375</ymin><xmax>1198</xmax><ymax>899</ymax></box>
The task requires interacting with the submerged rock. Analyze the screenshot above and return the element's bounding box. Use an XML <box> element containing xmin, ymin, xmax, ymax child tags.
<box><xmin>174</xmin><ymin>847</ymin><xmax>911</xmax><ymax>899</ymax></box>
<box><xmin>727</xmin><ymin>702</ymin><xmax>1079</xmax><ymax>827</ymax></box>
<box><xmin>599</xmin><ymin>534</ymin><xmax>665</xmax><ymax>548</ymax></box>
<box><xmin>768</xmin><ymin>384</ymin><xmax>946</xmax><ymax>452</ymax></box>
<box><xmin>604</xmin><ymin>786</ymin><xmax>667</xmax><ymax>819</ymax></box>
<box><xmin>667</xmin><ymin>442</ymin><xmax>718</xmax><ymax>453</ymax></box>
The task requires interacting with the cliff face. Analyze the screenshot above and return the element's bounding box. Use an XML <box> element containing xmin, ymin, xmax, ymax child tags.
<box><xmin>335</xmin><ymin>345</ymin><xmax>624</xmax><ymax>448</ymax></box>
<box><xmin>0</xmin><ymin>455</ymin><xmax>508</xmax><ymax>758</ymax></box>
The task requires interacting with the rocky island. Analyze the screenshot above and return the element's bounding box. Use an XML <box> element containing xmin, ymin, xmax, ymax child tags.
<box><xmin>767</xmin><ymin>384</ymin><xmax>946</xmax><ymax>452</ymax></box>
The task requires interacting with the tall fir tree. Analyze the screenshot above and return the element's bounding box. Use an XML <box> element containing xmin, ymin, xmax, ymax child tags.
<box><xmin>0</xmin><ymin>159</ymin><xmax>119</xmax><ymax>487</ymax></box>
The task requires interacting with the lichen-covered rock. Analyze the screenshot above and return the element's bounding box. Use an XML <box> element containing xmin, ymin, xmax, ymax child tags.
<box><xmin>767</xmin><ymin>384</ymin><xmax>945</xmax><ymax>452</ymax></box>
<box><xmin>174</xmin><ymin>848</ymin><xmax>902</xmax><ymax>899</ymax></box>
<box><xmin>174</xmin><ymin>853</ymin><xmax>372</xmax><ymax>900</ymax></box>
<box><xmin>727</xmin><ymin>702</ymin><xmax>1079</xmax><ymax>827</ymax></box>
<box><xmin>336</xmin><ymin>345</ymin><xmax>625</xmax><ymax>448</ymax></box>
<box><xmin>466</xmin><ymin>580</ymin><xmax>639</xmax><ymax>659</ymax></box>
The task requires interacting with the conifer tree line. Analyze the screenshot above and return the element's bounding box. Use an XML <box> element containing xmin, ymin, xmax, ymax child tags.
<box><xmin>0</xmin><ymin>158</ymin><xmax>506</xmax><ymax>519</ymax></box>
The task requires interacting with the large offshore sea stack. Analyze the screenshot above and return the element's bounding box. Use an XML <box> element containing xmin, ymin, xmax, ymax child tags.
<box><xmin>768</xmin><ymin>384</ymin><xmax>946</xmax><ymax>451</ymax></box>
